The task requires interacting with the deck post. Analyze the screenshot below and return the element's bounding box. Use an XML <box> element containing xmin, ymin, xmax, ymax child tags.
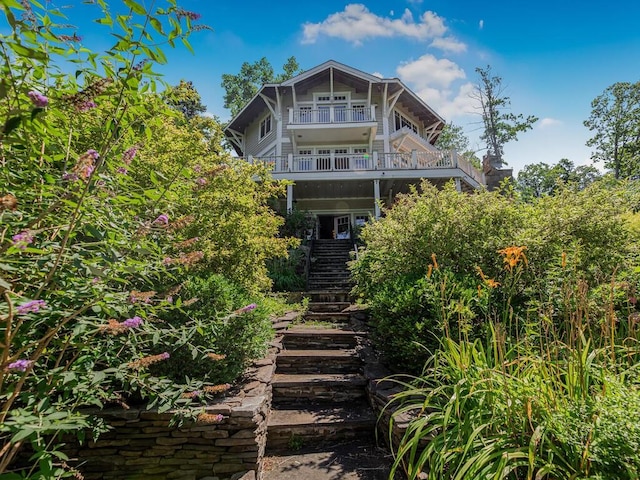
<box><xmin>455</xmin><ymin>178</ymin><xmax>462</xmax><ymax>192</ymax></box>
<box><xmin>287</xmin><ymin>184</ymin><xmax>293</xmax><ymax>213</ymax></box>
<box><xmin>374</xmin><ymin>179</ymin><xmax>381</xmax><ymax>219</ymax></box>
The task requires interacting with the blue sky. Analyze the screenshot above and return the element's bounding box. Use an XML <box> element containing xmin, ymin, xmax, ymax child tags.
<box><xmin>9</xmin><ymin>1</ymin><xmax>640</xmax><ymax>174</ymax></box>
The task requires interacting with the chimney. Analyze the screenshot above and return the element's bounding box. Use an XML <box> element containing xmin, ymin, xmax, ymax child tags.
<box><xmin>482</xmin><ymin>153</ymin><xmax>513</xmax><ymax>191</ymax></box>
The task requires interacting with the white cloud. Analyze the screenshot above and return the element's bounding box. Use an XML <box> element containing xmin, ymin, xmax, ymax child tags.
<box><xmin>371</xmin><ymin>71</ymin><xmax>384</xmax><ymax>78</ymax></box>
<box><xmin>430</xmin><ymin>36</ymin><xmax>467</xmax><ymax>53</ymax></box>
<box><xmin>301</xmin><ymin>4</ymin><xmax>460</xmax><ymax>49</ymax></box>
<box><xmin>396</xmin><ymin>55</ymin><xmax>478</xmax><ymax>119</ymax></box>
<box><xmin>479</xmin><ymin>19</ymin><xmax>484</xmax><ymax>30</ymax></box>
<box><xmin>538</xmin><ymin>117</ymin><xmax>562</xmax><ymax>129</ymax></box>
<box><xmin>396</xmin><ymin>54</ymin><xmax>465</xmax><ymax>89</ymax></box>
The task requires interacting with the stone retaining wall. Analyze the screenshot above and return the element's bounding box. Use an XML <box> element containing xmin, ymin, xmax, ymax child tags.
<box><xmin>63</xmin><ymin>312</ymin><xmax>299</xmax><ymax>480</ymax></box>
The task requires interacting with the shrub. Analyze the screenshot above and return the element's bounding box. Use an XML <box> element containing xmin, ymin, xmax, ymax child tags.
<box><xmin>151</xmin><ymin>274</ymin><xmax>274</xmax><ymax>385</ymax></box>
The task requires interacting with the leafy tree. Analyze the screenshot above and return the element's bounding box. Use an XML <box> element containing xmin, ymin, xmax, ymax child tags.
<box><xmin>435</xmin><ymin>122</ymin><xmax>481</xmax><ymax>168</ymax></box>
<box><xmin>221</xmin><ymin>56</ymin><xmax>302</xmax><ymax>116</ymax></box>
<box><xmin>516</xmin><ymin>158</ymin><xmax>601</xmax><ymax>199</ymax></box>
<box><xmin>584</xmin><ymin>81</ymin><xmax>640</xmax><ymax>179</ymax></box>
<box><xmin>163</xmin><ymin>79</ymin><xmax>206</xmax><ymax>120</ymax></box>
<box><xmin>473</xmin><ymin>66</ymin><xmax>538</xmax><ymax>163</ymax></box>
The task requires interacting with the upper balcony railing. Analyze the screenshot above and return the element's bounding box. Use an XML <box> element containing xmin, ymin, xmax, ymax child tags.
<box><xmin>289</xmin><ymin>105</ymin><xmax>376</xmax><ymax>125</ymax></box>
<box><xmin>246</xmin><ymin>150</ymin><xmax>485</xmax><ymax>185</ymax></box>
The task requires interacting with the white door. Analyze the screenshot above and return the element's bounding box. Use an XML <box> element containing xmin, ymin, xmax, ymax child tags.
<box><xmin>334</xmin><ymin>215</ymin><xmax>350</xmax><ymax>239</ymax></box>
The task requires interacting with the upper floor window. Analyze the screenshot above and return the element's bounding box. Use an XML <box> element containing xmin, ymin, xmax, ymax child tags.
<box><xmin>394</xmin><ymin>111</ymin><xmax>419</xmax><ymax>134</ymax></box>
<box><xmin>259</xmin><ymin>114</ymin><xmax>272</xmax><ymax>140</ymax></box>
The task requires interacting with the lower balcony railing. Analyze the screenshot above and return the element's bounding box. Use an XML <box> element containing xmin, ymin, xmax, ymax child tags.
<box><xmin>245</xmin><ymin>150</ymin><xmax>484</xmax><ymax>184</ymax></box>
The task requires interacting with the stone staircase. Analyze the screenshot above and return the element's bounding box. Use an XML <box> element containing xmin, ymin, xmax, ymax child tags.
<box><xmin>266</xmin><ymin>291</ymin><xmax>375</xmax><ymax>452</ymax></box>
<box><xmin>307</xmin><ymin>239</ymin><xmax>354</xmax><ymax>291</ymax></box>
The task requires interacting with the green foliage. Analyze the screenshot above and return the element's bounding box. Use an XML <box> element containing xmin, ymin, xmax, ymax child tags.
<box><xmin>584</xmin><ymin>81</ymin><xmax>640</xmax><ymax>179</ymax></box>
<box><xmin>267</xmin><ymin>248</ymin><xmax>307</xmax><ymax>292</ymax></box>
<box><xmin>0</xmin><ymin>2</ymin><xmax>288</xmax><ymax>476</ymax></box>
<box><xmin>352</xmin><ymin>181</ymin><xmax>634</xmax><ymax>371</ymax></box>
<box><xmin>152</xmin><ymin>274</ymin><xmax>274</xmax><ymax>385</ymax></box>
<box><xmin>221</xmin><ymin>56</ymin><xmax>302</xmax><ymax>116</ymax></box>
<box><xmin>434</xmin><ymin>122</ymin><xmax>481</xmax><ymax>169</ymax></box>
<box><xmin>474</xmin><ymin>65</ymin><xmax>538</xmax><ymax>163</ymax></box>
<box><xmin>516</xmin><ymin>158</ymin><xmax>602</xmax><ymax>200</ymax></box>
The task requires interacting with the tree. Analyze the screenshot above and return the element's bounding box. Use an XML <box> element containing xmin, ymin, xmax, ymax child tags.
<box><xmin>584</xmin><ymin>81</ymin><xmax>640</xmax><ymax>179</ymax></box>
<box><xmin>162</xmin><ymin>79</ymin><xmax>206</xmax><ymax>120</ymax></box>
<box><xmin>221</xmin><ymin>56</ymin><xmax>302</xmax><ymax>116</ymax></box>
<box><xmin>516</xmin><ymin>158</ymin><xmax>601</xmax><ymax>200</ymax></box>
<box><xmin>435</xmin><ymin>122</ymin><xmax>481</xmax><ymax>168</ymax></box>
<box><xmin>473</xmin><ymin>66</ymin><xmax>538</xmax><ymax>163</ymax></box>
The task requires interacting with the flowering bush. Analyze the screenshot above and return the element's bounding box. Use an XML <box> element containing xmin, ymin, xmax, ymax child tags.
<box><xmin>0</xmin><ymin>2</ymin><xmax>289</xmax><ymax>476</ymax></box>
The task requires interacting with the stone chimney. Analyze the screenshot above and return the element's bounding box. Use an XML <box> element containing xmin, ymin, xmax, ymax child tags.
<box><xmin>482</xmin><ymin>153</ymin><xmax>513</xmax><ymax>191</ymax></box>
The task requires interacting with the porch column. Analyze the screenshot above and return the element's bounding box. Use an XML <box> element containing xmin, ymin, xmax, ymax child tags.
<box><xmin>455</xmin><ymin>178</ymin><xmax>462</xmax><ymax>192</ymax></box>
<box><xmin>373</xmin><ymin>179</ymin><xmax>381</xmax><ymax>219</ymax></box>
<box><xmin>286</xmin><ymin>184</ymin><xmax>293</xmax><ymax>212</ymax></box>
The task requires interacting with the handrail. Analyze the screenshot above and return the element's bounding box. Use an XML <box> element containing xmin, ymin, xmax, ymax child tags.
<box><xmin>291</xmin><ymin>106</ymin><xmax>374</xmax><ymax>124</ymax></box>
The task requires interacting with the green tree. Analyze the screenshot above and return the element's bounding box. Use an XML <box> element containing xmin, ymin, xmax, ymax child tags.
<box><xmin>435</xmin><ymin>122</ymin><xmax>481</xmax><ymax>168</ymax></box>
<box><xmin>473</xmin><ymin>66</ymin><xmax>538</xmax><ymax>163</ymax></box>
<box><xmin>221</xmin><ymin>56</ymin><xmax>302</xmax><ymax>116</ymax></box>
<box><xmin>584</xmin><ymin>81</ymin><xmax>640</xmax><ymax>179</ymax></box>
<box><xmin>162</xmin><ymin>79</ymin><xmax>206</xmax><ymax>120</ymax></box>
<box><xmin>517</xmin><ymin>159</ymin><xmax>601</xmax><ymax>200</ymax></box>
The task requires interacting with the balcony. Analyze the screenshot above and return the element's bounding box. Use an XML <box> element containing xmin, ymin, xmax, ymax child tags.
<box><xmin>245</xmin><ymin>150</ymin><xmax>485</xmax><ymax>188</ymax></box>
<box><xmin>287</xmin><ymin>106</ymin><xmax>377</xmax><ymax>144</ymax></box>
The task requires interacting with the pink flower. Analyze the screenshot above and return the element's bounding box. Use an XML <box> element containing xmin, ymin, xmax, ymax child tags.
<box><xmin>86</xmin><ymin>149</ymin><xmax>100</xmax><ymax>160</ymax></box>
<box><xmin>27</xmin><ymin>91</ymin><xmax>48</xmax><ymax>108</ymax></box>
<box><xmin>154</xmin><ymin>214</ymin><xmax>169</xmax><ymax>225</ymax></box>
<box><xmin>122</xmin><ymin>146</ymin><xmax>138</xmax><ymax>165</ymax></box>
<box><xmin>121</xmin><ymin>316</ymin><xmax>143</xmax><ymax>328</ymax></box>
<box><xmin>16</xmin><ymin>299</ymin><xmax>47</xmax><ymax>315</ymax></box>
<box><xmin>6</xmin><ymin>359</ymin><xmax>33</xmax><ymax>372</ymax></box>
<box><xmin>77</xmin><ymin>100</ymin><xmax>97</xmax><ymax>112</ymax></box>
<box><xmin>63</xmin><ymin>172</ymin><xmax>79</xmax><ymax>181</ymax></box>
<box><xmin>116</xmin><ymin>167</ymin><xmax>128</xmax><ymax>175</ymax></box>
<box><xmin>196</xmin><ymin>177</ymin><xmax>207</xmax><ymax>186</ymax></box>
<box><xmin>234</xmin><ymin>303</ymin><xmax>257</xmax><ymax>315</ymax></box>
<box><xmin>12</xmin><ymin>231</ymin><xmax>34</xmax><ymax>250</ymax></box>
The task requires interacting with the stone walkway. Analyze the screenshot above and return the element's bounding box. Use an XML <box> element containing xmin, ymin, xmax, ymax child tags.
<box><xmin>263</xmin><ymin>439</ymin><xmax>393</xmax><ymax>480</ymax></box>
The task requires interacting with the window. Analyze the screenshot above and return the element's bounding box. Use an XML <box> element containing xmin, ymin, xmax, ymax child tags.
<box><xmin>259</xmin><ymin>114</ymin><xmax>272</xmax><ymax>140</ymax></box>
<box><xmin>394</xmin><ymin>111</ymin><xmax>418</xmax><ymax>134</ymax></box>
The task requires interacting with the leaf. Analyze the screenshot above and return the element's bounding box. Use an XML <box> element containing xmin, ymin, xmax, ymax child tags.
<box><xmin>3</xmin><ymin>115</ymin><xmax>22</xmax><ymax>135</ymax></box>
<box><xmin>123</xmin><ymin>0</ymin><xmax>146</xmax><ymax>15</ymax></box>
<box><xmin>31</xmin><ymin>107</ymin><xmax>44</xmax><ymax>120</ymax></box>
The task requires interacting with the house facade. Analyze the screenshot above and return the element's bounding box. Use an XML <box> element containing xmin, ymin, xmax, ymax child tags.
<box><xmin>224</xmin><ymin>60</ymin><xmax>486</xmax><ymax>239</ymax></box>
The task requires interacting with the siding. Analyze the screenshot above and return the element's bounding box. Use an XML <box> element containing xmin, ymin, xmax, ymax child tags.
<box><xmin>244</xmin><ymin>108</ymin><xmax>275</xmax><ymax>156</ymax></box>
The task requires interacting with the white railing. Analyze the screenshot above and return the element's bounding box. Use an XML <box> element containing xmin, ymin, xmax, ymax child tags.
<box><xmin>289</xmin><ymin>105</ymin><xmax>375</xmax><ymax>124</ymax></box>
<box><xmin>291</xmin><ymin>153</ymin><xmax>375</xmax><ymax>172</ymax></box>
<box><xmin>242</xmin><ymin>151</ymin><xmax>484</xmax><ymax>185</ymax></box>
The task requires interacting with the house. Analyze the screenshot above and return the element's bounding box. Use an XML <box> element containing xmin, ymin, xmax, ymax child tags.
<box><xmin>224</xmin><ymin>60</ymin><xmax>486</xmax><ymax>240</ymax></box>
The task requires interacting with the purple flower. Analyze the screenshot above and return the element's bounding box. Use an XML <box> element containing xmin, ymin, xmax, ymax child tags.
<box><xmin>193</xmin><ymin>165</ymin><xmax>202</xmax><ymax>173</ymax></box>
<box><xmin>16</xmin><ymin>299</ymin><xmax>47</xmax><ymax>315</ymax></box>
<box><xmin>195</xmin><ymin>177</ymin><xmax>207</xmax><ymax>186</ymax></box>
<box><xmin>12</xmin><ymin>231</ymin><xmax>34</xmax><ymax>250</ymax></box>
<box><xmin>121</xmin><ymin>316</ymin><xmax>143</xmax><ymax>328</ymax></box>
<box><xmin>77</xmin><ymin>100</ymin><xmax>97</xmax><ymax>112</ymax></box>
<box><xmin>236</xmin><ymin>303</ymin><xmax>257</xmax><ymax>314</ymax></box>
<box><xmin>166</xmin><ymin>296</ymin><xmax>173</xmax><ymax>304</ymax></box>
<box><xmin>154</xmin><ymin>214</ymin><xmax>169</xmax><ymax>225</ymax></box>
<box><xmin>159</xmin><ymin>352</ymin><xmax>170</xmax><ymax>360</ymax></box>
<box><xmin>62</xmin><ymin>171</ymin><xmax>79</xmax><ymax>181</ymax></box>
<box><xmin>86</xmin><ymin>149</ymin><xmax>100</xmax><ymax>160</ymax></box>
<box><xmin>162</xmin><ymin>257</ymin><xmax>173</xmax><ymax>265</ymax></box>
<box><xmin>7</xmin><ymin>359</ymin><xmax>33</xmax><ymax>372</ymax></box>
<box><xmin>122</xmin><ymin>146</ymin><xmax>138</xmax><ymax>165</ymax></box>
<box><xmin>116</xmin><ymin>167</ymin><xmax>128</xmax><ymax>175</ymax></box>
<box><xmin>27</xmin><ymin>91</ymin><xmax>48</xmax><ymax>108</ymax></box>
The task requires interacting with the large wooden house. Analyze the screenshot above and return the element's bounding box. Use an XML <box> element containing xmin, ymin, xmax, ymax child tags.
<box><xmin>224</xmin><ymin>60</ymin><xmax>486</xmax><ymax>239</ymax></box>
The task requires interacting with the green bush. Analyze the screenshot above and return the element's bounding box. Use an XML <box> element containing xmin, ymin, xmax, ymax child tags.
<box><xmin>267</xmin><ymin>247</ymin><xmax>307</xmax><ymax>292</ymax></box>
<box><xmin>352</xmin><ymin>181</ymin><xmax>636</xmax><ymax>370</ymax></box>
<box><xmin>152</xmin><ymin>274</ymin><xmax>274</xmax><ymax>385</ymax></box>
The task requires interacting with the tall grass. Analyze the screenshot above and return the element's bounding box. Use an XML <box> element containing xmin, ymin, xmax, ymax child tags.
<box><xmin>385</xmin><ymin>250</ymin><xmax>640</xmax><ymax>480</ymax></box>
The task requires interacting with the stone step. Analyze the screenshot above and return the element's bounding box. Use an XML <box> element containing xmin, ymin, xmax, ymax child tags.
<box><xmin>272</xmin><ymin>373</ymin><xmax>367</xmax><ymax>404</ymax></box>
<box><xmin>267</xmin><ymin>405</ymin><xmax>375</xmax><ymax>452</ymax></box>
<box><xmin>308</xmin><ymin>302</ymin><xmax>351</xmax><ymax>312</ymax></box>
<box><xmin>306</xmin><ymin>291</ymin><xmax>352</xmax><ymax>303</ymax></box>
<box><xmin>282</xmin><ymin>328</ymin><xmax>362</xmax><ymax>349</ymax></box>
<box><xmin>303</xmin><ymin>312</ymin><xmax>352</xmax><ymax>323</ymax></box>
<box><xmin>308</xmin><ymin>283</ymin><xmax>353</xmax><ymax>290</ymax></box>
<box><xmin>276</xmin><ymin>349</ymin><xmax>362</xmax><ymax>374</ymax></box>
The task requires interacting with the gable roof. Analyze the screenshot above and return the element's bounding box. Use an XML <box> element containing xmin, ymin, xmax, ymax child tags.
<box><xmin>224</xmin><ymin>60</ymin><xmax>445</xmax><ymax>149</ymax></box>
